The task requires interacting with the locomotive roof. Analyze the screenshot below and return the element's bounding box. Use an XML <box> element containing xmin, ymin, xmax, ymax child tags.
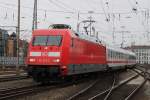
<box><xmin>33</xmin><ymin>29</ymin><xmax>135</xmax><ymax>56</ymax></box>
<box><xmin>74</xmin><ymin>31</ymin><xmax>101</xmax><ymax>44</ymax></box>
<box><xmin>32</xmin><ymin>29</ymin><xmax>72</xmax><ymax>36</ymax></box>
<box><xmin>33</xmin><ymin>29</ymin><xmax>101</xmax><ymax>44</ymax></box>
<box><xmin>107</xmin><ymin>46</ymin><xmax>136</xmax><ymax>56</ymax></box>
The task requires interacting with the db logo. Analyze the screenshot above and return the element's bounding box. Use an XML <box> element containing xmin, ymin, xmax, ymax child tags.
<box><xmin>42</xmin><ymin>52</ymin><xmax>48</xmax><ymax>56</ymax></box>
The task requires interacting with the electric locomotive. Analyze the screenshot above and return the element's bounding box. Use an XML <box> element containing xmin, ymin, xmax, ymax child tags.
<box><xmin>26</xmin><ymin>24</ymin><xmax>136</xmax><ymax>83</ymax></box>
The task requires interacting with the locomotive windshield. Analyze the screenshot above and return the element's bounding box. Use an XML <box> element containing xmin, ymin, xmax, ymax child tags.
<box><xmin>47</xmin><ymin>36</ymin><xmax>62</xmax><ymax>46</ymax></box>
<box><xmin>33</xmin><ymin>36</ymin><xmax>47</xmax><ymax>46</ymax></box>
<box><xmin>33</xmin><ymin>35</ymin><xmax>62</xmax><ymax>46</ymax></box>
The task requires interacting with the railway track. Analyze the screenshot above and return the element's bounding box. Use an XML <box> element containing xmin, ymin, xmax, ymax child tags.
<box><xmin>0</xmin><ymin>84</ymin><xmax>40</xmax><ymax>100</ymax></box>
<box><xmin>0</xmin><ymin>82</ymin><xmax>74</xmax><ymax>100</ymax></box>
<box><xmin>0</xmin><ymin>66</ymin><xmax>148</xmax><ymax>100</ymax></box>
<box><xmin>0</xmin><ymin>74</ymin><xmax>28</xmax><ymax>82</ymax></box>
<box><xmin>90</xmin><ymin>75</ymin><xmax>146</xmax><ymax>100</ymax></box>
<box><xmin>67</xmin><ymin>69</ymin><xmax>147</xmax><ymax>100</ymax></box>
<box><xmin>0</xmin><ymin>75</ymin><xmax>97</xmax><ymax>100</ymax></box>
<box><xmin>133</xmin><ymin>65</ymin><xmax>150</xmax><ymax>81</ymax></box>
<box><xmin>67</xmin><ymin>73</ymin><xmax>116</xmax><ymax>100</ymax></box>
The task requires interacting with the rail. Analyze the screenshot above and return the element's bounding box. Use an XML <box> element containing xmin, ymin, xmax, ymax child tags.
<box><xmin>88</xmin><ymin>74</ymin><xmax>139</xmax><ymax>100</ymax></box>
<box><xmin>0</xmin><ymin>74</ymin><xmax>28</xmax><ymax>82</ymax></box>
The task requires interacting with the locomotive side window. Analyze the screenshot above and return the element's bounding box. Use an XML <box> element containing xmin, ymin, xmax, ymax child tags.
<box><xmin>110</xmin><ymin>51</ymin><xmax>113</xmax><ymax>59</ymax></box>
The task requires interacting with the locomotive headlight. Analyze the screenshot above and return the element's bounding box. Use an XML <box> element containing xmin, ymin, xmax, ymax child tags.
<box><xmin>53</xmin><ymin>59</ymin><xmax>60</xmax><ymax>63</ymax></box>
<box><xmin>29</xmin><ymin>58</ymin><xmax>35</xmax><ymax>62</ymax></box>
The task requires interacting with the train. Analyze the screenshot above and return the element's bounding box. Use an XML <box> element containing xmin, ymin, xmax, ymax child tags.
<box><xmin>26</xmin><ymin>24</ymin><xmax>136</xmax><ymax>83</ymax></box>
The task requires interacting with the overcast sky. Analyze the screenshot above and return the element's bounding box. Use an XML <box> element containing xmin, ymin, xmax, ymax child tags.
<box><xmin>0</xmin><ymin>0</ymin><xmax>150</xmax><ymax>47</ymax></box>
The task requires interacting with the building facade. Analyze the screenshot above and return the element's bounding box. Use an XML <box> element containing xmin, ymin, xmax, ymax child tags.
<box><xmin>0</xmin><ymin>29</ymin><xmax>9</xmax><ymax>56</ymax></box>
<box><xmin>7</xmin><ymin>33</ymin><xmax>17</xmax><ymax>57</ymax></box>
<box><xmin>0</xmin><ymin>30</ymin><xmax>28</xmax><ymax>57</ymax></box>
<box><xmin>125</xmin><ymin>45</ymin><xmax>150</xmax><ymax>64</ymax></box>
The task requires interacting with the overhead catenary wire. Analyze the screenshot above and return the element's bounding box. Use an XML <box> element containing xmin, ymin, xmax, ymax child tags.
<box><xmin>47</xmin><ymin>0</ymin><xmax>73</xmax><ymax>12</ymax></box>
<box><xmin>85</xmin><ymin>0</ymin><xmax>98</xmax><ymax>10</ymax></box>
<box><xmin>126</xmin><ymin>0</ymin><xmax>150</xmax><ymax>42</ymax></box>
<box><xmin>132</xmin><ymin>0</ymin><xmax>150</xmax><ymax>35</ymax></box>
<box><xmin>0</xmin><ymin>0</ymin><xmax>149</xmax><ymax>42</ymax></box>
<box><xmin>0</xmin><ymin>3</ymin><xmax>84</xmax><ymax>30</ymax></box>
<box><xmin>0</xmin><ymin>0</ymin><xmax>85</xmax><ymax>29</ymax></box>
<box><xmin>127</xmin><ymin>0</ymin><xmax>149</xmax><ymax>33</ymax></box>
<box><xmin>0</xmin><ymin>1</ymin><xmax>77</xmax><ymax>24</ymax></box>
<box><xmin>47</xmin><ymin>0</ymin><xmax>86</xmax><ymax>21</ymax></box>
<box><xmin>100</xmin><ymin>0</ymin><xmax>109</xmax><ymax>22</ymax></box>
<box><xmin>0</xmin><ymin>1</ymin><xmax>75</xmax><ymax>14</ymax></box>
<box><xmin>0</xmin><ymin>0</ymin><xmax>146</xmax><ymax>29</ymax></box>
<box><xmin>48</xmin><ymin>1</ymin><xmax>86</xmax><ymax>22</ymax></box>
<box><xmin>0</xmin><ymin>1</ymin><xmax>145</xmax><ymax>15</ymax></box>
<box><xmin>0</xmin><ymin>4</ymin><xmax>33</xmax><ymax>20</ymax></box>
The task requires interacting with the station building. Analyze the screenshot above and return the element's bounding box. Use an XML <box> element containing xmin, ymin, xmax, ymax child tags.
<box><xmin>125</xmin><ymin>45</ymin><xmax>150</xmax><ymax>64</ymax></box>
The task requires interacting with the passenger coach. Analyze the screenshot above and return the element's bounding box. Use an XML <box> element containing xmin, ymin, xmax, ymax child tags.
<box><xmin>106</xmin><ymin>47</ymin><xmax>136</xmax><ymax>69</ymax></box>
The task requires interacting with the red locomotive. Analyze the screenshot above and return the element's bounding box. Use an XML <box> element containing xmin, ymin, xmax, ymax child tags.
<box><xmin>26</xmin><ymin>24</ymin><xmax>136</xmax><ymax>83</ymax></box>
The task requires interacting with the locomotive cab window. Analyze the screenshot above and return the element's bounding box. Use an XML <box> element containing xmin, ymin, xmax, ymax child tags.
<box><xmin>33</xmin><ymin>35</ymin><xmax>62</xmax><ymax>46</ymax></box>
<box><xmin>32</xmin><ymin>36</ymin><xmax>47</xmax><ymax>46</ymax></box>
<box><xmin>47</xmin><ymin>36</ymin><xmax>62</xmax><ymax>46</ymax></box>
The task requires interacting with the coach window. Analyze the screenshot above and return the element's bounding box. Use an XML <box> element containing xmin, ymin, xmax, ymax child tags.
<box><xmin>113</xmin><ymin>51</ymin><xmax>114</xmax><ymax>59</ymax></box>
<box><xmin>112</xmin><ymin>51</ymin><xmax>113</xmax><ymax>59</ymax></box>
<box><xmin>113</xmin><ymin>51</ymin><xmax>115</xmax><ymax>58</ymax></box>
<box><xmin>123</xmin><ymin>54</ymin><xmax>125</xmax><ymax>59</ymax></box>
<box><xmin>110</xmin><ymin>50</ymin><xmax>112</xmax><ymax>58</ymax></box>
<box><xmin>108</xmin><ymin>50</ymin><xmax>110</xmax><ymax>58</ymax></box>
<box><xmin>111</xmin><ymin>51</ymin><xmax>113</xmax><ymax>59</ymax></box>
<box><xmin>116</xmin><ymin>52</ymin><xmax>118</xmax><ymax>59</ymax></box>
<box><xmin>110</xmin><ymin>51</ymin><xmax>112</xmax><ymax>59</ymax></box>
<box><xmin>114</xmin><ymin>51</ymin><xmax>115</xmax><ymax>59</ymax></box>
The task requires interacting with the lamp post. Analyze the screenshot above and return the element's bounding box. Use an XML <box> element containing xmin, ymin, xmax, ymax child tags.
<box><xmin>16</xmin><ymin>0</ymin><xmax>20</xmax><ymax>75</ymax></box>
<box><xmin>32</xmin><ymin>0</ymin><xmax>37</xmax><ymax>31</ymax></box>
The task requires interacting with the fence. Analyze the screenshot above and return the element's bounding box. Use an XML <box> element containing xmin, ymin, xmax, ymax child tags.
<box><xmin>0</xmin><ymin>57</ymin><xmax>25</xmax><ymax>66</ymax></box>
